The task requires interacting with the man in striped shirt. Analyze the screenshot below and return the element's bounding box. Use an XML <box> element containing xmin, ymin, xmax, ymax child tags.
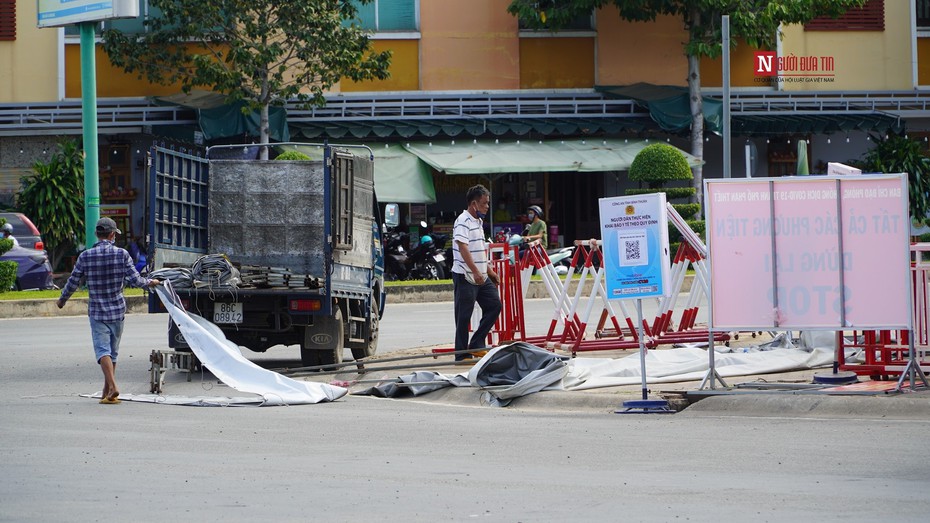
<box><xmin>451</xmin><ymin>184</ymin><xmax>501</xmax><ymax>362</ymax></box>
<box><xmin>57</xmin><ymin>218</ymin><xmax>160</xmax><ymax>404</ymax></box>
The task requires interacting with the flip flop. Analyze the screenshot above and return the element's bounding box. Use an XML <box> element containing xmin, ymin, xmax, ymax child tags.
<box><xmin>99</xmin><ymin>398</ymin><xmax>122</xmax><ymax>404</ymax></box>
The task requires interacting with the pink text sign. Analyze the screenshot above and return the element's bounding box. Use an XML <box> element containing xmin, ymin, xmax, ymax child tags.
<box><xmin>706</xmin><ymin>175</ymin><xmax>910</xmax><ymax>330</ymax></box>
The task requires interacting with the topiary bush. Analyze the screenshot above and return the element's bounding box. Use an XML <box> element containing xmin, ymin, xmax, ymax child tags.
<box><xmin>626</xmin><ymin>142</ymin><xmax>703</xmax><ymax>251</ymax></box>
<box><xmin>274</xmin><ymin>150</ymin><xmax>312</xmax><ymax>161</ymax></box>
<box><xmin>628</xmin><ymin>143</ymin><xmax>693</xmax><ymax>188</ymax></box>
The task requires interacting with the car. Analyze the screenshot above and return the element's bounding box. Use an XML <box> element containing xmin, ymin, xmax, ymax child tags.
<box><xmin>0</xmin><ymin>212</ymin><xmax>45</xmax><ymax>251</ymax></box>
<box><xmin>0</xmin><ymin>245</ymin><xmax>55</xmax><ymax>290</ymax></box>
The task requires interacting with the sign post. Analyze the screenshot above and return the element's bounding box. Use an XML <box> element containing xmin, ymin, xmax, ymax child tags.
<box><xmin>37</xmin><ymin>1</ymin><xmax>139</xmax><ymax>247</ymax></box>
<box><xmin>599</xmin><ymin>193</ymin><xmax>672</xmax><ymax>413</ymax></box>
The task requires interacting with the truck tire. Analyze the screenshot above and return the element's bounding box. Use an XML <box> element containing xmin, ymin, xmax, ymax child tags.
<box><xmin>350</xmin><ymin>296</ymin><xmax>380</xmax><ymax>361</ymax></box>
<box><xmin>300</xmin><ymin>307</ymin><xmax>344</xmax><ymax>368</ymax></box>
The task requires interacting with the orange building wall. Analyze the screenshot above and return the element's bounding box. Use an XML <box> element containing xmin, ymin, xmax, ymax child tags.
<box><xmin>341</xmin><ymin>39</ymin><xmax>420</xmax><ymax>92</ymax></box>
<box><xmin>596</xmin><ymin>8</ymin><xmax>688</xmax><ymax>87</ymax></box>
<box><xmin>419</xmin><ymin>0</ymin><xmax>519</xmax><ymax>90</ymax></box>
<box><xmin>65</xmin><ymin>44</ymin><xmax>183</xmax><ymax>98</ymax></box>
<box><xmin>0</xmin><ymin>2</ymin><xmax>60</xmax><ymax>102</ymax></box>
<box><xmin>519</xmin><ymin>37</ymin><xmax>595</xmax><ymax>89</ymax></box>
<box><xmin>920</xmin><ymin>38</ymin><xmax>930</xmax><ymax>87</ymax></box>
<box><xmin>701</xmin><ymin>40</ymin><xmax>771</xmax><ymax>88</ymax></box>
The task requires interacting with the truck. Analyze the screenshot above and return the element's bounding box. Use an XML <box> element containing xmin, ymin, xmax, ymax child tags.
<box><xmin>147</xmin><ymin>143</ymin><xmax>385</xmax><ymax>367</ymax></box>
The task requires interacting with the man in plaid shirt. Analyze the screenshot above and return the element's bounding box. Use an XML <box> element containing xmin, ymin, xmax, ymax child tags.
<box><xmin>57</xmin><ymin>218</ymin><xmax>160</xmax><ymax>404</ymax></box>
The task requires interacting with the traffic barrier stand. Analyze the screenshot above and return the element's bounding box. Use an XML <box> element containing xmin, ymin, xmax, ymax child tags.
<box><xmin>431</xmin><ymin>242</ymin><xmax>526</xmax><ymax>357</ymax></box>
<box><xmin>547</xmin><ymin>240</ymin><xmax>645</xmax><ymax>355</ymax></box>
<box><xmin>517</xmin><ymin>240</ymin><xmax>586</xmax><ymax>348</ymax></box>
<box><xmin>837</xmin><ymin>243</ymin><xmax>930</xmax><ymax>385</ymax></box>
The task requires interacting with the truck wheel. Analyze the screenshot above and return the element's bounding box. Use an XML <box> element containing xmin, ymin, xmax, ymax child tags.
<box><xmin>300</xmin><ymin>307</ymin><xmax>344</xmax><ymax>368</ymax></box>
<box><xmin>351</xmin><ymin>297</ymin><xmax>380</xmax><ymax>361</ymax></box>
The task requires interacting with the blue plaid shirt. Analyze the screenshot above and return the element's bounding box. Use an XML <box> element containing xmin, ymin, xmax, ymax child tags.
<box><xmin>60</xmin><ymin>240</ymin><xmax>151</xmax><ymax>322</ymax></box>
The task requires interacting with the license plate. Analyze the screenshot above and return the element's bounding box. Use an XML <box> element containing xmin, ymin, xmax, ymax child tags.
<box><xmin>214</xmin><ymin>302</ymin><xmax>243</xmax><ymax>324</ymax></box>
<box><xmin>433</xmin><ymin>253</ymin><xmax>445</xmax><ymax>263</ymax></box>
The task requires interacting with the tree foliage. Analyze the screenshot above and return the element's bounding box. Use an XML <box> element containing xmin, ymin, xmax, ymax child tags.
<box><xmin>102</xmin><ymin>0</ymin><xmax>392</xmax><ymax>153</ymax></box>
<box><xmin>508</xmin><ymin>0</ymin><xmax>867</xmax><ymax>208</ymax></box>
<box><xmin>16</xmin><ymin>139</ymin><xmax>85</xmax><ymax>271</ymax></box>
<box><xmin>856</xmin><ymin>134</ymin><xmax>930</xmax><ymax>227</ymax></box>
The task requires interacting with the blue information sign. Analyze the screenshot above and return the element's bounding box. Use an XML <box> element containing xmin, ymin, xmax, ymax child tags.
<box><xmin>598</xmin><ymin>193</ymin><xmax>671</xmax><ymax>299</ymax></box>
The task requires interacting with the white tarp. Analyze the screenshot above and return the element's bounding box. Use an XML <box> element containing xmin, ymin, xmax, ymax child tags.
<box><xmin>154</xmin><ymin>285</ymin><xmax>347</xmax><ymax>405</ymax></box>
<box><xmin>563</xmin><ymin>346</ymin><xmax>836</xmax><ymax>390</ymax></box>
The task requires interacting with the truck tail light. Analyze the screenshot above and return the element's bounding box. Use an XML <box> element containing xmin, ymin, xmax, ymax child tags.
<box><xmin>289</xmin><ymin>299</ymin><xmax>322</xmax><ymax>312</ymax></box>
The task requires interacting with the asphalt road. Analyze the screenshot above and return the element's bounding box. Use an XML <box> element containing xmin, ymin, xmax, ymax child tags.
<box><xmin>2</xmin><ymin>305</ymin><xmax>929</xmax><ymax>521</ymax></box>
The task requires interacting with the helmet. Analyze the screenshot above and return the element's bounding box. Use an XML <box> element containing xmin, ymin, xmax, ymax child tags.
<box><xmin>419</xmin><ymin>234</ymin><xmax>433</xmax><ymax>245</ymax></box>
<box><xmin>1</xmin><ymin>223</ymin><xmax>11</xmax><ymax>234</ymax></box>
<box><xmin>527</xmin><ymin>205</ymin><xmax>543</xmax><ymax>218</ymax></box>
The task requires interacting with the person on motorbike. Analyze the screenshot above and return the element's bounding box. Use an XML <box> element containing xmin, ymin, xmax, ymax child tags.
<box><xmin>523</xmin><ymin>205</ymin><xmax>548</xmax><ymax>248</ymax></box>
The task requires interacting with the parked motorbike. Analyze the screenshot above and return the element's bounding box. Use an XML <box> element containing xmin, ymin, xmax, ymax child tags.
<box><xmin>383</xmin><ymin>227</ymin><xmax>410</xmax><ymax>281</ymax></box>
<box><xmin>384</xmin><ymin>221</ymin><xmax>446</xmax><ymax>281</ymax></box>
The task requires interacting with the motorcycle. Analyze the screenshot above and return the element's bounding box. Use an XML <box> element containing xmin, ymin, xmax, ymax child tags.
<box><xmin>384</xmin><ymin>221</ymin><xmax>446</xmax><ymax>281</ymax></box>
<box><xmin>383</xmin><ymin>227</ymin><xmax>410</xmax><ymax>281</ymax></box>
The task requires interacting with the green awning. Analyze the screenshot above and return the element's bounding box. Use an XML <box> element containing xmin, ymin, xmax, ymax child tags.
<box><xmin>275</xmin><ymin>143</ymin><xmax>436</xmax><ymax>203</ymax></box>
<box><xmin>402</xmin><ymin>138</ymin><xmax>701</xmax><ymax>175</ymax></box>
<box><xmin>153</xmin><ymin>90</ymin><xmax>290</xmax><ymax>142</ymax></box>
<box><xmin>292</xmin><ymin>117</ymin><xmax>648</xmax><ymax>141</ymax></box>
<box><xmin>597</xmin><ymin>83</ymin><xmax>723</xmax><ymax>133</ymax></box>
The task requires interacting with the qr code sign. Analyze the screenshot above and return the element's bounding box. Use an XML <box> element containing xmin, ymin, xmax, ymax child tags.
<box><xmin>624</xmin><ymin>239</ymin><xmax>641</xmax><ymax>261</ymax></box>
<box><xmin>618</xmin><ymin>230</ymin><xmax>648</xmax><ymax>267</ymax></box>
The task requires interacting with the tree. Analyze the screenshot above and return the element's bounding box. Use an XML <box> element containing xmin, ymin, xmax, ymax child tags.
<box><xmin>102</xmin><ymin>0</ymin><xmax>392</xmax><ymax>158</ymax></box>
<box><xmin>17</xmin><ymin>139</ymin><xmax>86</xmax><ymax>271</ymax></box>
<box><xmin>856</xmin><ymin>133</ymin><xmax>930</xmax><ymax>229</ymax></box>
<box><xmin>508</xmin><ymin>0</ymin><xmax>867</xmax><ymax>209</ymax></box>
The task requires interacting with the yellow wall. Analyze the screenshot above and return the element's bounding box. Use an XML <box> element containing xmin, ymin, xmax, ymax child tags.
<box><xmin>419</xmin><ymin>0</ymin><xmax>519</xmax><ymax>90</ymax></box>
<box><xmin>780</xmin><ymin>0</ymin><xmax>912</xmax><ymax>90</ymax></box>
<box><xmin>0</xmin><ymin>2</ymin><xmax>59</xmax><ymax>102</ymax></box>
<box><xmin>341</xmin><ymin>39</ymin><xmax>420</xmax><ymax>92</ymax></box>
<box><xmin>519</xmin><ymin>37</ymin><xmax>595</xmax><ymax>89</ymax></box>
<box><xmin>596</xmin><ymin>8</ymin><xmax>688</xmax><ymax>87</ymax></box>
<box><xmin>64</xmin><ymin>44</ymin><xmax>184</xmax><ymax>98</ymax></box>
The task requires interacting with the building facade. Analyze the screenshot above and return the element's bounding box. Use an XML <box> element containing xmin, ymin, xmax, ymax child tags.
<box><xmin>2</xmin><ymin>0</ymin><xmax>928</xmax><ymax>244</ymax></box>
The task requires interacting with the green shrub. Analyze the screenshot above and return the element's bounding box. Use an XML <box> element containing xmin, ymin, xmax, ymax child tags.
<box><xmin>673</xmin><ymin>203</ymin><xmax>702</xmax><ymax>220</ymax></box>
<box><xmin>274</xmin><ymin>150</ymin><xmax>312</xmax><ymax>161</ymax></box>
<box><xmin>629</xmin><ymin>143</ymin><xmax>693</xmax><ymax>188</ymax></box>
<box><xmin>856</xmin><ymin>134</ymin><xmax>930</xmax><ymax>227</ymax></box>
<box><xmin>0</xmin><ymin>236</ymin><xmax>11</xmax><ymax>256</ymax></box>
<box><xmin>0</xmin><ymin>260</ymin><xmax>16</xmax><ymax>292</ymax></box>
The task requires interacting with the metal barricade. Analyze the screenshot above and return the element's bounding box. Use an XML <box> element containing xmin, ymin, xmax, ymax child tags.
<box><xmin>837</xmin><ymin>243</ymin><xmax>930</xmax><ymax>378</ymax></box>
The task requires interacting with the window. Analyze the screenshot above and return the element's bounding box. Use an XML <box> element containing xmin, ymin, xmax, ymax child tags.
<box><xmin>518</xmin><ymin>12</ymin><xmax>593</xmax><ymax>32</ymax></box>
<box><xmin>352</xmin><ymin>0</ymin><xmax>418</xmax><ymax>32</ymax></box>
<box><xmin>919</xmin><ymin>0</ymin><xmax>930</xmax><ymax>29</ymax></box>
<box><xmin>805</xmin><ymin>0</ymin><xmax>884</xmax><ymax>31</ymax></box>
<box><xmin>0</xmin><ymin>0</ymin><xmax>15</xmax><ymax>41</ymax></box>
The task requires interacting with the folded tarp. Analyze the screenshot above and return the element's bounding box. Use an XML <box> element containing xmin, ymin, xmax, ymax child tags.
<box><xmin>154</xmin><ymin>284</ymin><xmax>347</xmax><ymax>405</ymax></box>
<box><xmin>468</xmin><ymin>342</ymin><xmax>570</xmax><ymax>407</ymax></box>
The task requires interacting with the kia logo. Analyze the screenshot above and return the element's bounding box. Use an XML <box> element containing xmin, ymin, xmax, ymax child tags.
<box><xmin>311</xmin><ymin>333</ymin><xmax>332</xmax><ymax>344</ymax></box>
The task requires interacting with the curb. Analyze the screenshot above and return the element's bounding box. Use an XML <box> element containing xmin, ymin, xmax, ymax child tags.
<box><xmin>1</xmin><ymin>276</ymin><xmax>695</xmax><ymax>318</ymax></box>
<box><xmin>680</xmin><ymin>392</ymin><xmax>930</xmax><ymax>420</ymax></box>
